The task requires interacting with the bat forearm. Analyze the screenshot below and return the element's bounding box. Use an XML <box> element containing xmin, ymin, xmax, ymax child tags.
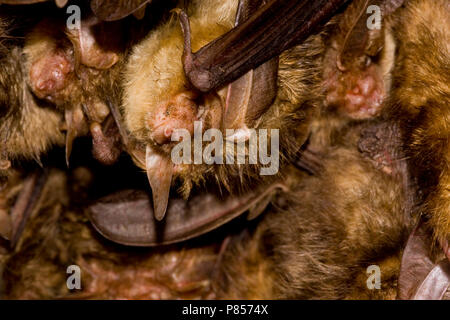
<box><xmin>182</xmin><ymin>0</ymin><xmax>350</xmax><ymax>92</ymax></box>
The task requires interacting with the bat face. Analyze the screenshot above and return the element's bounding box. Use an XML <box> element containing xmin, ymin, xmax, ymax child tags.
<box><xmin>22</xmin><ymin>12</ymin><xmax>129</xmax><ymax>166</ymax></box>
<box><xmin>322</xmin><ymin>0</ymin><xmax>399</xmax><ymax>120</ymax></box>
<box><xmin>122</xmin><ymin>0</ymin><xmax>323</xmax><ymax>219</ymax></box>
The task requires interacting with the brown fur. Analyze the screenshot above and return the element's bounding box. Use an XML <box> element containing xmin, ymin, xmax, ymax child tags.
<box><xmin>122</xmin><ymin>0</ymin><xmax>324</xmax><ymax>196</ymax></box>
<box><xmin>385</xmin><ymin>0</ymin><xmax>450</xmax><ymax>244</ymax></box>
<box><xmin>0</xmin><ymin>120</ymin><xmax>414</xmax><ymax>300</ymax></box>
<box><xmin>215</xmin><ymin>122</ymin><xmax>413</xmax><ymax>299</ymax></box>
<box><xmin>0</xmin><ymin>14</ymin><xmax>65</xmax><ymax>170</ymax></box>
<box><xmin>1</xmin><ymin>167</ymin><xmax>220</xmax><ymax>299</ymax></box>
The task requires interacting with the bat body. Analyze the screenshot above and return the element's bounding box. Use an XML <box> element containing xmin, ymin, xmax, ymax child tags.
<box><xmin>384</xmin><ymin>0</ymin><xmax>450</xmax><ymax>249</ymax></box>
<box><xmin>214</xmin><ymin>121</ymin><xmax>413</xmax><ymax>299</ymax></box>
<box><xmin>0</xmin><ymin>12</ymin><xmax>65</xmax><ymax>178</ymax></box>
<box><xmin>0</xmin><ymin>121</ymin><xmax>417</xmax><ymax>300</ymax></box>
<box><xmin>122</xmin><ymin>0</ymin><xmax>324</xmax><ymax>220</ymax></box>
<box><xmin>23</xmin><ymin>14</ymin><xmax>127</xmax><ymax>166</ymax></box>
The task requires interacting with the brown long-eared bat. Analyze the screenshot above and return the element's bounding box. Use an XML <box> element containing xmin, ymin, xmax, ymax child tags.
<box><xmin>90</xmin><ymin>0</ymin><xmax>402</xmax><ymax>245</ymax></box>
<box><xmin>1</xmin><ymin>0</ymin><xmax>449</xmax><ymax>300</ymax></box>
<box><xmin>118</xmin><ymin>0</ymin><xmax>349</xmax><ymax>225</ymax></box>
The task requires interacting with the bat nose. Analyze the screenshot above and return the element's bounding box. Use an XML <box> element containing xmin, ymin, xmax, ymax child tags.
<box><xmin>147</xmin><ymin>91</ymin><xmax>198</xmax><ymax>145</ymax></box>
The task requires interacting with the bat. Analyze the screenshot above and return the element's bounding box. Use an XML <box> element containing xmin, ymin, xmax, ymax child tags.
<box><xmin>1</xmin><ymin>1</ymin><xmax>175</xmax><ymax>173</ymax></box>
<box><xmin>90</xmin><ymin>0</ymin><xmax>154</xmax><ymax>21</ymax></box>
<box><xmin>214</xmin><ymin>120</ymin><xmax>414</xmax><ymax>299</ymax></box>
<box><xmin>120</xmin><ymin>0</ymin><xmax>343</xmax><ymax>222</ymax></box>
<box><xmin>88</xmin><ymin>0</ymin><xmax>405</xmax><ymax>245</ymax></box>
<box><xmin>322</xmin><ymin>0</ymin><xmax>401</xmax><ymax>120</ymax></box>
<box><xmin>90</xmin><ymin>0</ymin><xmax>449</xmax><ymax>298</ymax></box>
<box><xmin>0</xmin><ymin>10</ymin><xmax>66</xmax><ymax>177</ymax></box>
<box><xmin>383</xmin><ymin>0</ymin><xmax>450</xmax><ymax>255</ymax></box>
<box><xmin>1</xmin><ymin>120</ymin><xmax>417</xmax><ymax>300</ymax></box>
<box><xmin>23</xmin><ymin>14</ymin><xmax>126</xmax><ymax>166</ymax></box>
<box><xmin>0</xmin><ymin>4</ymin><xmax>125</xmax><ymax>176</ymax></box>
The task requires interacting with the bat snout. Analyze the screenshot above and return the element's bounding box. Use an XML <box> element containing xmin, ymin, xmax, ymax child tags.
<box><xmin>147</xmin><ymin>91</ymin><xmax>198</xmax><ymax>146</ymax></box>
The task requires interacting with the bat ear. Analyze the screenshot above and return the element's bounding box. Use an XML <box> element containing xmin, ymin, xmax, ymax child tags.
<box><xmin>87</xmin><ymin>182</ymin><xmax>286</xmax><ymax>247</ymax></box>
<box><xmin>65</xmin><ymin>16</ymin><xmax>121</xmax><ymax>71</ymax></box>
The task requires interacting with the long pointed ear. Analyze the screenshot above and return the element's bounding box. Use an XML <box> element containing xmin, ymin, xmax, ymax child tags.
<box><xmin>90</xmin><ymin>0</ymin><xmax>152</xmax><ymax>21</ymax></box>
<box><xmin>182</xmin><ymin>0</ymin><xmax>350</xmax><ymax>93</ymax></box>
<box><xmin>337</xmin><ymin>0</ymin><xmax>406</xmax><ymax>70</ymax></box>
<box><xmin>179</xmin><ymin>0</ymin><xmax>278</xmax><ymax>132</ymax></box>
<box><xmin>220</xmin><ymin>0</ymin><xmax>278</xmax><ymax>130</ymax></box>
<box><xmin>88</xmin><ymin>182</ymin><xmax>286</xmax><ymax>247</ymax></box>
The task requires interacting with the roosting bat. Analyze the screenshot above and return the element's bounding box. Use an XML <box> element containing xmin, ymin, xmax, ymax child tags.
<box><xmin>119</xmin><ymin>0</ymin><xmax>350</xmax><ymax>223</ymax></box>
<box><xmin>0</xmin><ymin>4</ymin><xmax>118</xmax><ymax>175</ymax></box>
<box><xmin>212</xmin><ymin>121</ymin><xmax>413</xmax><ymax>299</ymax></box>
<box><xmin>1</xmin><ymin>0</ymin><xmax>449</xmax><ymax>300</ymax></box>
<box><xmin>91</xmin><ymin>0</ymin><xmax>399</xmax><ymax>245</ymax></box>
<box><xmin>0</xmin><ymin>120</ymin><xmax>420</xmax><ymax>300</ymax></box>
<box><xmin>23</xmin><ymin>12</ymin><xmax>128</xmax><ymax>166</ymax></box>
<box><xmin>313</xmin><ymin>0</ymin><xmax>450</xmax><ymax>295</ymax></box>
<box><xmin>319</xmin><ymin>0</ymin><xmax>450</xmax><ymax>296</ymax></box>
<box><xmin>0</xmin><ymin>10</ymin><xmax>65</xmax><ymax>180</ymax></box>
<box><xmin>384</xmin><ymin>0</ymin><xmax>450</xmax><ymax>253</ymax></box>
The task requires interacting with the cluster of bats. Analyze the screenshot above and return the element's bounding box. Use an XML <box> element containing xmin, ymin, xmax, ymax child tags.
<box><xmin>0</xmin><ymin>0</ymin><xmax>448</xmax><ymax>299</ymax></box>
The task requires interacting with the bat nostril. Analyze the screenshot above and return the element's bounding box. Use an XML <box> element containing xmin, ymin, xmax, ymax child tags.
<box><xmin>151</xmin><ymin>124</ymin><xmax>174</xmax><ymax>145</ymax></box>
<box><xmin>164</xmin><ymin>127</ymin><xmax>173</xmax><ymax>139</ymax></box>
